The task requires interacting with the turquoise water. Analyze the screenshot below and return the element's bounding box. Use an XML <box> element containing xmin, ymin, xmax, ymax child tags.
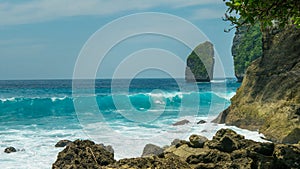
<box><xmin>0</xmin><ymin>79</ymin><xmax>265</xmax><ymax>168</ymax></box>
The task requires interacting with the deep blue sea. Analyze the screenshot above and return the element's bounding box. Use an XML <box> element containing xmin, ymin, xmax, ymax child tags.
<box><xmin>0</xmin><ymin>79</ymin><xmax>265</xmax><ymax>168</ymax></box>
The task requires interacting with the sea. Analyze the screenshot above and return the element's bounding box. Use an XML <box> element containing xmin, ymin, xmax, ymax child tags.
<box><xmin>0</xmin><ymin>78</ymin><xmax>266</xmax><ymax>169</ymax></box>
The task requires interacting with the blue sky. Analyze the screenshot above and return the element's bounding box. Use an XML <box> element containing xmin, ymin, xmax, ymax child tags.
<box><xmin>0</xmin><ymin>0</ymin><xmax>235</xmax><ymax>80</ymax></box>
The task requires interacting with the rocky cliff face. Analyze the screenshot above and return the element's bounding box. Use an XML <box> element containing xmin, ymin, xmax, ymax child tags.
<box><xmin>232</xmin><ymin>23</ymin><xmax>262</xmax><ymax>82</ymax></box>
<box><xmin>185</xmin><ymin>41</ymin><xmax>214</xmax><ymax>82</ymax></box>
<box><xmin>214</xmin><ymin>25</ymin><xmax>300</xmax><ymax>143</ymax></box>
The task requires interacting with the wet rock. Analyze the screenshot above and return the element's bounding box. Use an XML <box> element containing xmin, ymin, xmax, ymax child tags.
<box><xmin>171</xmin><ymin>139</ymin><xmax>181</xmax><ymax>146</ymax></box>
<box><xmin>52</xmin><ymin>128</ymin><xmax>300</xmax><ymax>169</ymax></box>
<box><xmin>4</xmin><ymin>147</ymin><xmax>17</xmax><ymax>153</ymax></box>
<box><xmin>172</xmin><ymin>119</ymin><xmax>190</xmax><ymax>126</ymax></box>
<box><xmin>55</xmin><ymin>140</ymin><xmax>72</xmax><ymax>147</ymax></box>
<box><xmin>142</xmin><ymin>144</ymin><xmax>164</xmax><ymax>157</ymax></box>
<box><xmin>99</xmin><ymin>143</ymin><xmax>114</xmax><ymax>154</ymax></box>
<box><xmin>189</xmin><ymin>134</ymin><xmax>208</xmax><ymax>148</ymax></box>
<box><xmin>197</xmin><ymin>120</ymin><xmax>206</xmax><ymax>124</ymax></box>
<box><xmin>52</xmin><ymin>139</ymin><xmax>115</xmax><ymax>169</ymax></box>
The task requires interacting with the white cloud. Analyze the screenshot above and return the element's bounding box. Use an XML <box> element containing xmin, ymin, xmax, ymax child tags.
<box><xmin>0</xmin><ymin>0</ymin><xmax>222</xmax><ymax>25</ymax></box>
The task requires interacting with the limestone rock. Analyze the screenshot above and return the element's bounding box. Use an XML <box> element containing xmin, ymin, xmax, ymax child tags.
<box><xmin>171</xmin><ymin>139</ymin><xmax>181</xmax><ymax>146</ymax></box>
<box><xmin>185</xmin><ymin>41</ymin><xmax>215</xmax><ymax>82</ymax></box>
<box><xmin>55</xmin><ymin>140</ymin><xmax>72</xmax><ymax>147</ymax></box>
<box><xmin>52</xmin><ymin>139</ymin><xmax>115</xmax><ymax>169</ymax></box>
<box><xmin>273</xmin><ymin>143</ymin><xmax>300</xmax><ymax>168</ymax></box>
<box><xmin>106</xmin><ymin>153</ymin><xmax>192</xmax><ymax>169</ymax></box>
<box><xmin>172</xmin><ymin>119</ymin><xmax>190</xmax><ymax>126</ymax></box>
<box><xmin>189</xmin><ymin>134</ymin><xmax>208</xmax><ymax>148</ymax></box>
<box><xmin>52</xmin><ymin>129</ymin><xmax>300</xmax><ymax>169</ymax></box>
<box><xmin>99</xmin><ymin>143</ymin><xmax>114</xmax><ymax>154</ymax></box>
<box><xmin>215</xmin><ymin>25</ymin><xmax>300</xmax><ymax>143</ymax></box>
<box><xmin>142</xmin><ymin>144</ymin><xmax>164</xmax><ymax>157</ymax></box>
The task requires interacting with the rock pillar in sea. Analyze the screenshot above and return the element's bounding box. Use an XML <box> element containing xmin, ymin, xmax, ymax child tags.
<box><xmin>185</xmin><ymin>41</ymin><xmax>215</xmax><ymax>82</ymax></box>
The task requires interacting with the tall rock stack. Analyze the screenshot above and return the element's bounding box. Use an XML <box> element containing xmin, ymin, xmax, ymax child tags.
<box><xmin>185</xmin><ymin>41</ymin><xmax>215</xmax><ymax>82</ymax></box>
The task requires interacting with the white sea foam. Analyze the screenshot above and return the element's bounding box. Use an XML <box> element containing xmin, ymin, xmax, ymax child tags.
<box><xmin>0</xmin><ymin>128</ymin><xmax>87</xmax><ymax>169</ymax></box>
<box><xmin>0</xmin><ymin>117</ymin><xmax>268</xmax><ymax>169</ymax></box>
<box><xmin>214</xmin><ymin>91</ymin><xmax>236</xmax><ymax>100</ymax></box>
<box><xmin>0</xmin><ymin>97</ymin><xmax>16</xmax><ymax>102</ymax></box>
<box><xmin>50</xmin><ymin>96</ymin><xmax>68</xmax><ymax>102</ymax></box>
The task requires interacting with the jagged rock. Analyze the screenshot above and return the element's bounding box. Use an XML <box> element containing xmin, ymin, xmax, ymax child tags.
<box><xmin>172</xmin><ymin>119</ymin><xmax>190</xmax><ymax>126</ymax></box>
<box><xmin>53</xmin><ymin>129</ymin><xmax>300</xmax><ymax>169</ymax></box>
<box><xmin>52</xmin><ymin>140</ymin><xmax>115</xmax><ymax>169</ymax></box>
<box><xmin>4</xmin><ymin>147</ymin><xmax>17</xmax><ymax>153</ymax></box>
<box><xmin>55</xmin><ymin>140</ymin><xmax>72</xmax><ymax>147</ymax></box>
<box><xmin>189</xmin><ymin>134</ymin><xmax>208</xmax><ymax>148</ymax></box>
<box><xmin>106</xmin><ymin>152</ymin><xmax>192</xmax><ymax>169</ymax></box>
<box><xmin>214</xmin><ymin>25</ymin><xmax>300</xmax><ymax>143</ymax></box>
<box><xmin>197</xmin><ymin>120</ymin><xmax>206</xmax><ymax>124</ymax></box>
<box><xmin>273</xmin><ymin>143</ymin><xmax>300</xmax><ymax>169</ymax></box>
<box><xmin>142</xmin><ymin>144</ymin><xmax>164</xmax><ymax>157</ymax></box>
<box><xmin>171</xmin><ymin>139</ymin><xmax>181</xmax><ymax>146</ymax></box>
<box><xmin>99</xmin><ymin>143</ymin><xmax>114</xmax><ymax>154</ymax></box>
<box><xmin>185</xmin><ymin>41</ymin><xmax>215</xmax><ymax>82</ymax></box>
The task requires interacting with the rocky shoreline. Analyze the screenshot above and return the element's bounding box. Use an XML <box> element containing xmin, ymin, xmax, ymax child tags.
<box><xmin>52</xmin><ymin>128</ymin><xmax>300</xmax><ymax>169</ymax></box>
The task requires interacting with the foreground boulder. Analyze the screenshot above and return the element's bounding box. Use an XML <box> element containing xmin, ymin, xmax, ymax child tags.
<box><xmin>52</xmin><ymin>140</ymin><xmax>115</xmax><ymax>168</ymax></box>
<box><xmin>53</xmin><ymin>129</ymin><xmax>300</xmax><ymax>169</ymax></box>
<box><xmin>214</xmin><ymin>25</ymin><xmax>300</xmax><ymax>143</ymax></box>
<box><xmin>189</xmin><ymin>134</ymin><xmax>208</xmax><ymax>148</ymax></box>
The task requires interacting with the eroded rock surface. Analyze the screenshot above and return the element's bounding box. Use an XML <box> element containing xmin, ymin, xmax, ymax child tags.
<box><xmin>53</xmin><ymin>129</ymin><xmax>300</xmax><ymax>169</ymax></box>
<box><xmin>215</xmin><ymin>25</ymin><xmax>300</xmax><ymax>143</ymax></box>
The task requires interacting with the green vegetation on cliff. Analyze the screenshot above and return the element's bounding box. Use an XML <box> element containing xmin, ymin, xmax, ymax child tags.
<box><xmin>232</xmin><ymin>22</ymin><xmax>262</xmax><ymax>81</ymax></box>
<box><xmin>185</xmin><ymin>41</ymin><xmax>214</xmax><ymax>82</ymax></box>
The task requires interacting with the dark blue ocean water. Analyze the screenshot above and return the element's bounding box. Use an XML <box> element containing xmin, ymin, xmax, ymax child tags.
<box><xmin>0</xmin><ymin>78</ymin><xmax>249</xmax><ymax>168</ymax></box>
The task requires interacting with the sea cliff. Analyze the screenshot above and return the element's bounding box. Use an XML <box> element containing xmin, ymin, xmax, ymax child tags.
<box><xmin>214</xmin><ymin>25</ymin><xmax>300</xmax><ymax>144</ymax></box>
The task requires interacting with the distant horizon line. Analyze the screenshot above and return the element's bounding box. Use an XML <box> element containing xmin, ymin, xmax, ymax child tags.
<box><xmin>0</xmin><ymin>77</ymin><xmax>237</xmax><ymax>81</ymax></box>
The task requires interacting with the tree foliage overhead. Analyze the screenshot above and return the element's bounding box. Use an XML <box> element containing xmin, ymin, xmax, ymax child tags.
<box><xmin>223</xmin><ymin>0</ymin><xmax>300</xmax><ymax>30</ymax></box>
